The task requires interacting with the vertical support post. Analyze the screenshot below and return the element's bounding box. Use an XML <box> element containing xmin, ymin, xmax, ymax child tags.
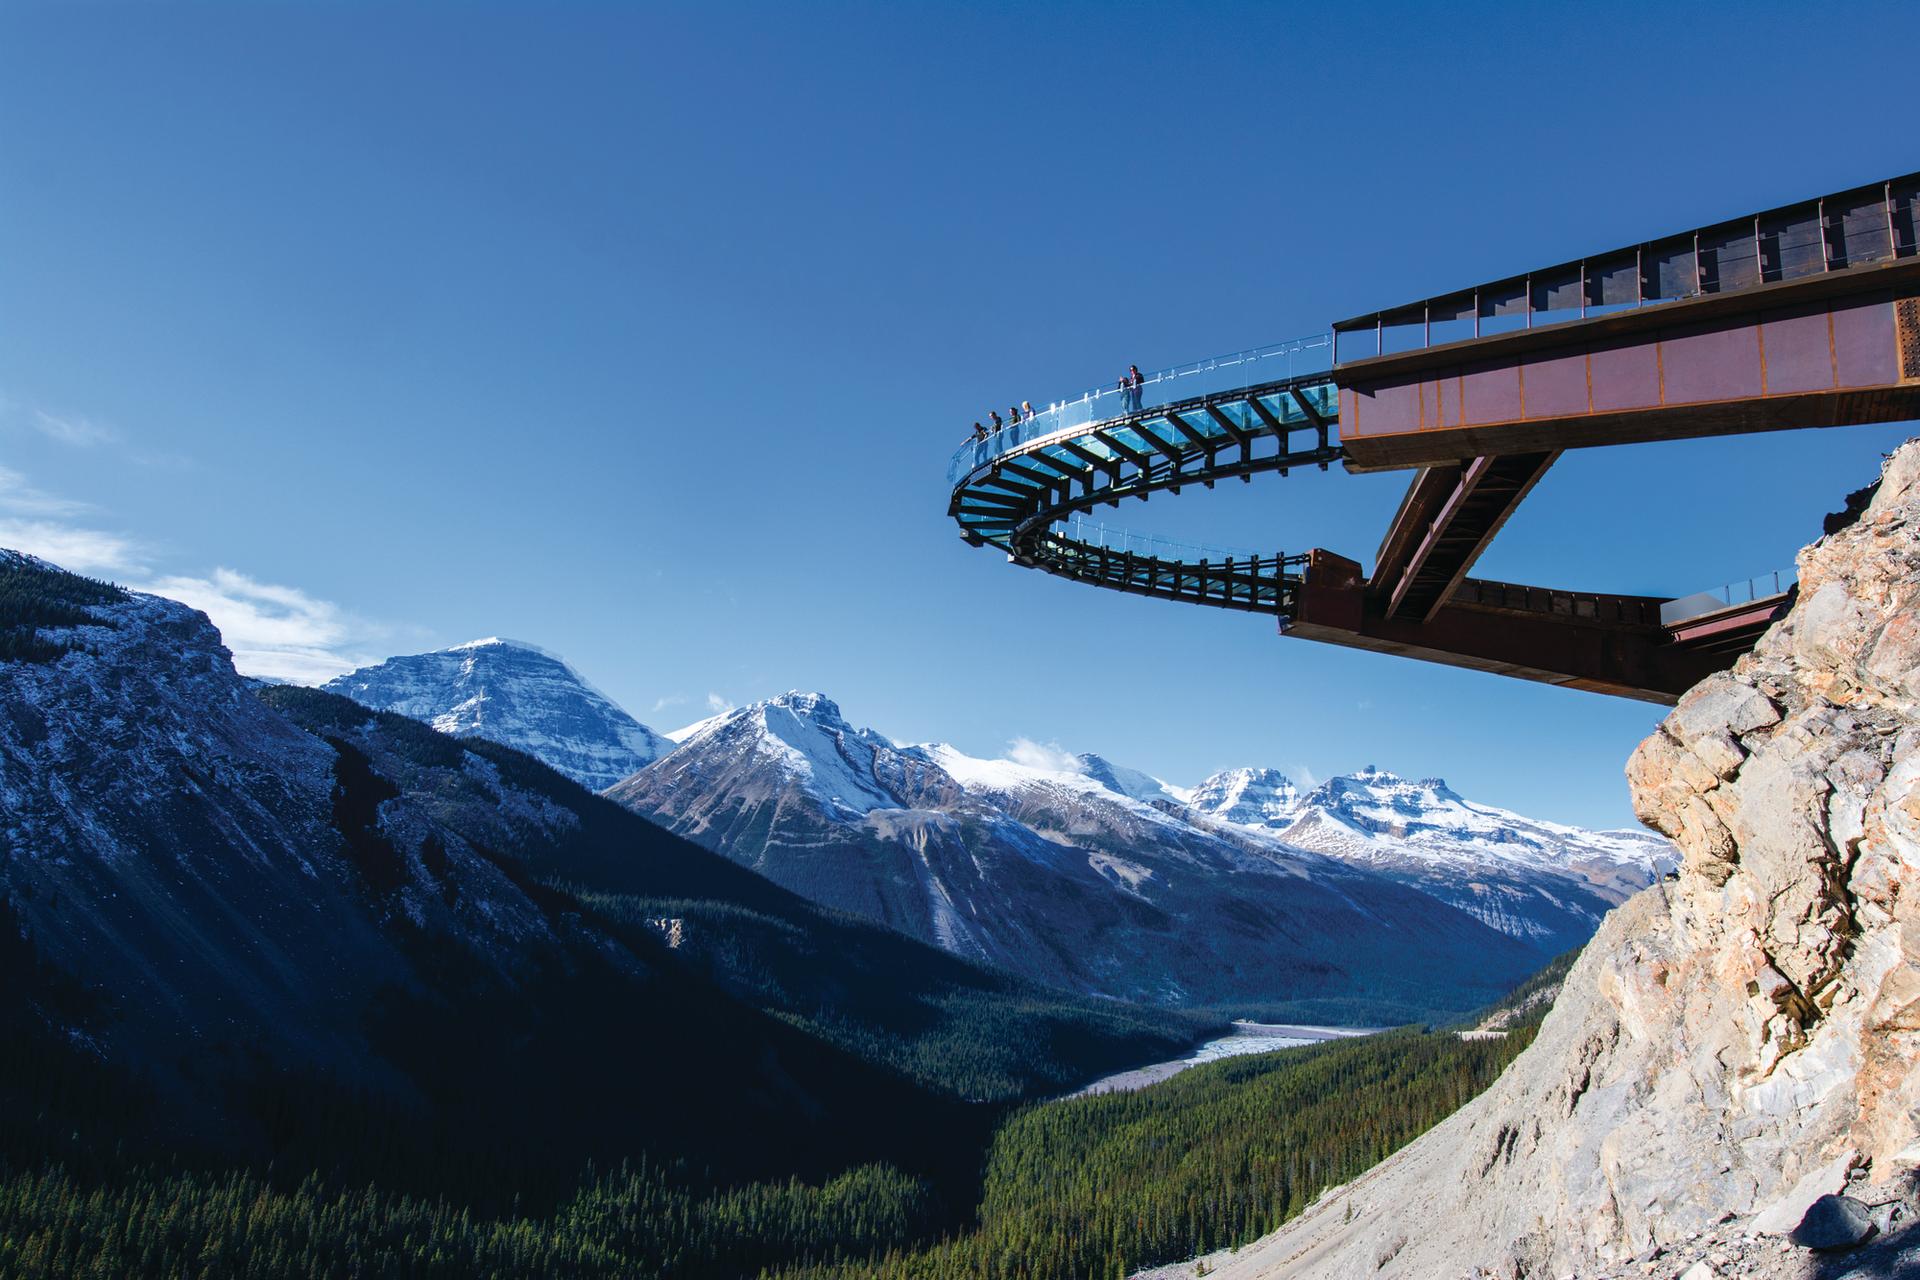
<box><xmin>1888</xmin><ymin>181</ymin><xmax>1899</xmax><ymax>259</ymax></box>
<box><xmin>1754</xmin><ymin>214</ymin><xmax>1764</xmax><ymax>283</ymax></box>
<box><xmin>1819</xmin><ymin>198</ymin><xmax>1831</xmax><ymax>270</ymax></box>
<box><xmin>1693</xmin><ymin>231</ymin><xmax>1704</xmax><ymax>296</ymax></box>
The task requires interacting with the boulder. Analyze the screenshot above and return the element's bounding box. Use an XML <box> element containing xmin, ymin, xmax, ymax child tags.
<box><xmin>1788</xmin><ymin>1194</ymin><xmax>1877</xmax><ymax>1251</ymax></box>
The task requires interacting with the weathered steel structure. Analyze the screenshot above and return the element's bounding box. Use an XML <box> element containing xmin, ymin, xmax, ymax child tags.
<box><xmin>946</xmin><ymin>173</ymin><xmax>1920</xmax><ymax>703</ymax></box>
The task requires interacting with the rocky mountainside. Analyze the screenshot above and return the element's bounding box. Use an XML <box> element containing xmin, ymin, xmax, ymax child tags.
<box><xmin>607</xmin><ymin>693</ymin><xmax>1646</xmax><ymax>1019</ymax></box>
<box><xmin>0</xmin><ymin>555</ymin><xmax>1187</xmax><ymax>1191</ymax></box>
<box><xmin>316</xmin><ymin>645</ymin><xmax>1665</xmax><ymax>976</ymax></box>
<box><xmin>323</xmin><ymin>638</ymin><xmax>669</xmax><ymax>790</ymax></box>
<box><xmin>1191</xmin><ymin>438</ymin><xmax>1920</xmax><ymax>1279</ymax></box>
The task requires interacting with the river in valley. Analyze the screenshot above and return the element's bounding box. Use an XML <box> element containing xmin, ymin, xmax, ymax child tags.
<box><xmin>1069</xmin><ymin>1020</ymin><xmax>1376</xmax><ymax>1098</ymax></box>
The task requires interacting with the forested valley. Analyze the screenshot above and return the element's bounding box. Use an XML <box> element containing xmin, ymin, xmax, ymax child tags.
<box><xmin>0</xmin><ymin>945</ymin><xmax>1563</xmax><ymax>1279</ymax></box>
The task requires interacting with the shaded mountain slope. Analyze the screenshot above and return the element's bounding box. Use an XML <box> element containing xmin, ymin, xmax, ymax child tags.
<box><xmin>0</xmin><ymin>553</ymin><xmax>1193</xmax><ymax>1209</ymax></box>
<box><xmin>266</xmin><ymin>685</ymin><xmax>1212</xmax><ymax>1101</ymax></box>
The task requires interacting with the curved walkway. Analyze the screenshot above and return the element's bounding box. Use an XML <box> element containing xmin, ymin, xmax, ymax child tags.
<box><xmin>946</xmin><ymin>336</ymin><xmax>1342</xmax><ymax>615</ymax></box>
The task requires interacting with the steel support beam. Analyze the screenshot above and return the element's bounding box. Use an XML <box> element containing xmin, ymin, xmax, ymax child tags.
<box><xmin>1373</xmin><ymin>451</ymin><xmax>1559</xmax><ymax>622</ymax></box>
<box><xmin>1286</xmin><ymin>551</ymin><xmax>1736</xmax><ymax>703</ymax></box>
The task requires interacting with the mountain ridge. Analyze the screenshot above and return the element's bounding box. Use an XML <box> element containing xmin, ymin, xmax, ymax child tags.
<box><xmin>616</xmin><ymin>689</ymin><xmax>1669</xmax><ymax>957</ymax></box>
<box><xmin>316</xmin><ymin>641</ymin><xmax>1671</xmax><ymax>1010</ymax></box>
<box><xmin>607</xmin><ymin>689</ymin><xmax>1651</xmax><ymax>1018</ymax></box>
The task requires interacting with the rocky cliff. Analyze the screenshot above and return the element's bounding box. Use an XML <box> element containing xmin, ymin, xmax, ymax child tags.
<box><xmin>1186</xmin><ymin>438</ymin><xmax>1920</xmax><ymax>1280</ymax></box>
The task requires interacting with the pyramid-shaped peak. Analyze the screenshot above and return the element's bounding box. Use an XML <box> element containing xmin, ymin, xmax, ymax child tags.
<box><xmin>322</xmin><ymin>639</ymin><xmax>667</xmax><ymax>791</ymax></box>
<box><xmin>766</xmin><ymin>690</ymin><xmax>845</xmax><ymax>721</ymax></box>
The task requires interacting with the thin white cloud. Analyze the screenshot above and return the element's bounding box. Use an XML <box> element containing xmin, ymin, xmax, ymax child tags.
<box><xmin>0</xmin><ymin>519</ymin><xmax>147</xmax><ymax>578</ymax></box>
<box><xmin>0</xmin><ymin>455</ymin><xmax>387</xmax><ymax>683</ymax></box>
<box><xmin>0</xmin><ymin>466</ymin><xmax>150</xmax><ymax>579</ymax></box>
<box><xmin>143</xmin><ymin>568</ymin><xmax>375</xmax><ymax>685</ymax></box>
<box><xmin>650</xmin><ymin>693</ymin><xmax>690</xmax><ymax>713</ymax></box>
<box><xmin>705</xmin><ymin>691</ymin><xmax>735</xmax><ymax>714</ymax></box>
<box><xmin>31</xmin><ymin>409</ymin><xmax>119</xmax><ymax>449</ymax></box>
<box><xmin>1005</xmin><ymin>736</ymin><xmax>1081</xmax><ymax>774</ymax></box>
<box><xmin>0</xmin><ymin>466</ymin><xmax>98</xmax><ymax>519</ymax></box>
<box><xmin>2</xmin><ymin>395</ymin><xmax>189</xmax><ymax>469</ymax></box>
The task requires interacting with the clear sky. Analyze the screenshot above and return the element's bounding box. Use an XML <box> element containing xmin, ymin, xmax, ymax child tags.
<box><xmin>2</xmin><ymin>1</ymin><xmax>1914</xmax><ymax>829</ymax></box>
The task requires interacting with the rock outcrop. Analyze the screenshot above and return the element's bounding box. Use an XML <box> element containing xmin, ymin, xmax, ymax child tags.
<box><xmin>1188</xmin><ymin>438</ymin><xmax>1920</xmax><ymax>1279</ymax></box>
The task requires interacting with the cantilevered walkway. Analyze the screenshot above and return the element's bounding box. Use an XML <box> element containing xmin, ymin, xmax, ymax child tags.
<box><xmin>946</xmin><ymin>172</ymin><xmax>1920</xmax><ymax>703</ymax></box>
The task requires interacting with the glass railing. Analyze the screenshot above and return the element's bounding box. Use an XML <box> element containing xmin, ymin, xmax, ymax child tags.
<box><xmin>1049</xmin><ymin>516</ymin><xmax>1270</xmax><ymax>565</ymax></box>
<box><xmin>946</xmin><ymin>332</ymin><xmax>1335</xmax><ymax>486</ymax></box>
<box><xmin>1659</xmin><ymin>568</ymin><xmax>1798</xmax><ymax>626</ymax></box>
<box><xmin>1341</xmin><ymin>180</ymin><xmax>1919</xmax><ymax>360</ymax></box>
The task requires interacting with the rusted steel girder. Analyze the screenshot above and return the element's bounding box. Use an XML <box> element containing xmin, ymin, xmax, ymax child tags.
<box><xmin>1369</xmin><ymin>451</ymin><xmax>1559</xmax><ymax>622</ymax></box>
<box><xmin>1336</xmin><ymin>258</ymin><xmax>1920</xmax><ymax>472</ymax></box>
<box><xmin>1284</xmin><ymin>551</ymin><xmax>1747</xmax><ymax>704</ymax></box>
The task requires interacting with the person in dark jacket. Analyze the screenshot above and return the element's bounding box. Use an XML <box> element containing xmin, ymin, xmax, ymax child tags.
<box><xmin>989</xmin><ymin>409</ymin><xmax>1004</xmax><ymax>432</ymax></box>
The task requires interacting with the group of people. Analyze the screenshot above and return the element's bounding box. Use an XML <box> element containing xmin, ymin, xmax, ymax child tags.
<box><xmin>962</xmin><ymin>363</ymin><xmax>1147</xmax><ymax>445</ymax></box>
<box><xmin>967</xmin><ymin>400</ymin><xmax>1036</xmax><ymax>443</ymax></box>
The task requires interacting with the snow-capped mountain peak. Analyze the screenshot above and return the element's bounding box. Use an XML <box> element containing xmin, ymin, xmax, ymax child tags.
<box><xmin>322</xmin><ymin>639</ymin><xmax>670</xmax><ymax>792</ymax></box>
<box><xmin>449</xmin><ymin>635</ymin><xmax>557</xmax><ymax>657</ymax></box>
<box><xmin>1071</xmin><ymin>753</ymin><xmax>1189</xmax><ymax>806</ymax></box>
<box><xmin>767</xmin><ymin>689</ymin><xmax>843</xmax><ymax>719</ymax></box>
<box><xmin>613</xmin><ymin>687</ymin><xmax>1674</xmax><ymax>975</ymax></box>
<box><xmin>1185</xmin><ymin>766</ymin><xmax>1302</xmax><ymax>828</ymax></box>
<box><xmin>1255</xmin><ymin>766</ymin><xmax>1675</xmax><ymax>946</ymax></box>
<box><xmin>658</xmin><ymin>691</ymin><xmax>899</xmax><ymax>817</ymax></box>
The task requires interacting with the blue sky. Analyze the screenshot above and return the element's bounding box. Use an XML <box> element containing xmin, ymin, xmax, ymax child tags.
<box><xmin>1</xmin><ymin>1</ymin><xmax>1913</xmax><ymax>828</ymax></box>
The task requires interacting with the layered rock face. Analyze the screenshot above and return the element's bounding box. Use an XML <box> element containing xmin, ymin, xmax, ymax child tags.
<box><xmin>1200</xmin><ymin>438</ymin><xmax>1920</xmax><ymax>1279</ymax></box>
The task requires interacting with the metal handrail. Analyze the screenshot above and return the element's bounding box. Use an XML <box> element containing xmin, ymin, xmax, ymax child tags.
<box><xmin>1659</xmin><ymin>569</ymin><xmax>1798</xmax><ymax>626</ymax></box>
<box><xmin>947</xmin><ymin>332</ymin><xmax>1334</xmax><ymax>486</ymax></box>
<box><xmin>1055</xmin><ymin>516</ymin><xmax>1268</xmax><ymax>564</ymax></box>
